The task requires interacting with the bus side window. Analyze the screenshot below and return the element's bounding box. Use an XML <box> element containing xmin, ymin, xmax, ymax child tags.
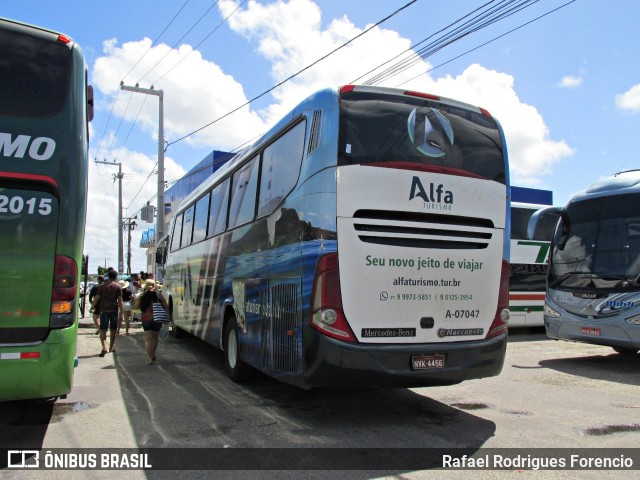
<box><xmin>229</xmin><ymin>156</ymin><xmax>259</xmax><ymax>228</ymax></box>
<box><xmin>258</xmin><ymin>121</ymin><xmax>306</xmax><ymax>217</ymax></box>
<box><xmin>208</xmin><ymin>178</ymin><xmax>230</xmax><ymax>237</ymax></box>
<box><xmin>171</xmin><ymin>214</ymin><xmax>183</xmax><ymax>252</ymax></box>
<box><xmin>192</xmin><ymin>194</ymin><xmax>210</xmax><ymax>244</ymax></box>
<box><xmin>181</xmin><ymin>206</ymin><xmax>195</xmax><ymax>248</ymax></box>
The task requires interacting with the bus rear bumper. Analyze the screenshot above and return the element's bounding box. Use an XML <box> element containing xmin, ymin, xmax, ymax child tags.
<box><xmin>0</xmin><ymin>329</ymin><xmax>76</xmax><ymax>402</ymax></box>
<box><xmin>303</xmin><ymin>330</ymin><xmax>507</xmax><ymax>388</ymax></box>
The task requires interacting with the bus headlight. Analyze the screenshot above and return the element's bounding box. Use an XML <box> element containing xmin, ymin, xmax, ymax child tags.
<box><xmin>544</xmin><ymin>303</ymin><xmax>561</xmax><ymax>318</ymax></box>
<box><xmin>500</xmin><ymin>308</ymin><xmax>510</xmax><ymax>323</ymax></box>
<box><xmin>625</xmin><ymin>314</ymin><xmax>640</xmax><ymax>325</ymax></box>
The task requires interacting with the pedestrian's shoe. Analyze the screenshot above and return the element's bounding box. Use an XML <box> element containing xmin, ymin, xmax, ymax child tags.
<box><xmin>99</xmin><ymin>350</ymin><xmax>107</xmax><ymax>357</ymax></box>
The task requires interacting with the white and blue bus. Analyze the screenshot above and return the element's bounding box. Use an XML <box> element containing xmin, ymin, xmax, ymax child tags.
<box><xmin>528</xmin><ymin>170</ymin><xmax>640</xmax><ymax>355</ymax></box>
<box><xmin>509</xmin><ymin>186</ymin><xmax>555</xmax><ymax>327</ymax></box>
<box><xmin>162</xmin><ymin>85</ymin><xmax>511</xmax><ymax>388</ymax></box>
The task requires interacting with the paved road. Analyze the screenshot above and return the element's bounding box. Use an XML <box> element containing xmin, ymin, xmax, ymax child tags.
<box><xmin>1</xmin><ymin>324</ymin><xmax>639</xmax><ymax>479</ymax></box>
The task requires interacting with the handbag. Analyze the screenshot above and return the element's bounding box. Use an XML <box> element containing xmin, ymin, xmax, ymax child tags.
<box><xmin>152</xmin><ymin>301</ymin><xmax>171</xmax><ymax>323</ymax></box>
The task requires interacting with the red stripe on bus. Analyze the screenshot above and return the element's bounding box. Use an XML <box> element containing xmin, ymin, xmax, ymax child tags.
<box><xmin>509</xmin><ymin>293</ymin><xmax>546</xmax><ymax>301</ymax></box>
<box><xmin>0</xmin><ymin>171</ymin><xmax>59</xmax><ymax>187</ymax></box>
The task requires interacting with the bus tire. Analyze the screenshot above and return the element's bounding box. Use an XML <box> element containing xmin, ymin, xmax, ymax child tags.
<box><xmin>223</xmin><ymin>315</ymin><xmax>252</xmax><ymax>382</ymax></box>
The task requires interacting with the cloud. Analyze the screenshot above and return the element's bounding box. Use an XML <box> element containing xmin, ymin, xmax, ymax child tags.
<box><xmin>218</xmin><ymin>0</ymin><xmax>574</xmax><ymax>186</ymax></box>
<box><xmin>85</xmin><ymin>144</ymin><xmax>187</xmax><ymax>274</ymax></box>
<box><xmin>415</xmin><ymin>64</ymin><xmax>574</xmax><ymax>185</ymax></box>
<box><xmin>558</xmin><ymin>74</ymin><xmax>582</xmax><ymax>88</ymax></box>
<box><xmin>92</xmin><ymin>37</ymin><xmax>267</xmax><ymax>150</ymax></box>
<box><xmin>88</xmin><ymin>0</ymin><xmax>576</xmax><ymax>271</ymax></box>
<box><xmin>615</xmin><ymin>84</ymin><xmax>640</xmax><ymax>112</ymax></box>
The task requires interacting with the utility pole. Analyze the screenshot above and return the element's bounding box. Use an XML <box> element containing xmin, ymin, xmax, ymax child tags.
<box><xmin>119</xmin><ymin>82</ymin><xmax>165</xmax><ymax>277</ymax></box>
<box><xmin>123</xmin><ymin>216</ymin><xmax>138</xmax><ymax>275</ymax></box>
<box><xmin>95</xmin><ymin>160</ymin><xmax>124</xmax><ymax>273</ymax></box>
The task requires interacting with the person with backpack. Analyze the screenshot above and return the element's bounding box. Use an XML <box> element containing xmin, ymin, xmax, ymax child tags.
<box><xmin>88</xmin><ymin>275</ymin><xmax>104</xmax><ymax>335</ymax></box>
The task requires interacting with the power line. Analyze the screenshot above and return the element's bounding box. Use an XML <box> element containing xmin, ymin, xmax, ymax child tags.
<box><xmin>108</xmin><ymin>1</ymin><xmax>244</xmax><ymax>168</ymax></box>
<box><xmin>96</xmin><ymin>0</ymin><xmax>194</xmax><ymax>169</ymax></box>
<box><xmin>151</xmin><ymin>0</ymin><xmax>248</xmax><ymax>86</ymax></box>
<box><xmin>94</xmin><ymin>89</ymin><xmax>120</xmax><ymax>163</ymax></box>
<box><xmin>351</xmin><ymin>0</ymin><xmax>498</xmax><ymax>84</ymax></box>
<box><xmin>137</xmin><ymin>0</ymin><xmax>221</xmax><ymax>85</ymax></box>
<box><xmin>123</xmin><ymin>0</ymin><xmax>193</xmax><ymax>83</ymax></box>
<box><xmin>395</xmin><ymin>0</ymin><xmax>576</xmax><ymax>87</ymax></box>
<box><xmin>165</xmin><ymin>0</ymin><xmax>418</xmax><ymax>148</ymax></box>
<box><xmin>112</xmin><ymin>95</ymin><xmax>149</xmax><ymax>164</ymax></box>
<box><xmin>361</xmin><ymin>0</ymin><xmax>540</xmax><ymax>86</ymax></box>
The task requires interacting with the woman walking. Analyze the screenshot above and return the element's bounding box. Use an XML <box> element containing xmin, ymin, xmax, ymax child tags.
<box><xmin>135</xmin><ymin>279</ymin><xmax>169</xmax><ymax>364</ymax></box>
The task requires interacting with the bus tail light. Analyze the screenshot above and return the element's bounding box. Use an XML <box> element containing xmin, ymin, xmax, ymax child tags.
<box><xmin>404</xmin><ymin>90</ymin><xmax>440</xmax><ymax>101</ymax></box>
<box><xmin>310</xmin><ymin>253</ymin><xmax>356</xmax><ymax>342</ymax></box>
<box><xmin>486</xmin><ymin>260</ymin><xmax>510</xmax><ymax>338</ymax></box>
<box><xmin>50</xmin><ymin>255</ymin><xmax>77</xmax><ymax>325</ymax></box>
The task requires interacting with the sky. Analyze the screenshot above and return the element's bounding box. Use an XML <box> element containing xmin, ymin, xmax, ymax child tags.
<box><xmin>3</xmin><ymin>0</ymin><xmax>640</xmax><ymax>275</ymax></box>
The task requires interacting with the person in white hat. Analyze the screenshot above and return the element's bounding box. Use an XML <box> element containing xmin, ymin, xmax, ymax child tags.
<box><xmin>135</xmin><ymin>279</ymin><xmax>169</xmax><ymax>364</ymax></box>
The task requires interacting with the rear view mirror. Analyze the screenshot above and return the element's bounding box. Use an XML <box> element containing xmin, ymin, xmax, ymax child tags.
<box><xmin>87</xmin><ymin>85</ymin><xmax>94</xmax><ymax>122</ymax></box>
<box><xmin>527</xmin><ymin>206</ymin><xmax>563</xmax><ymax>240</ymax></box>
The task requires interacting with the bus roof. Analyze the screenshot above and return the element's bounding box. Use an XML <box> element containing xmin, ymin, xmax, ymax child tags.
<box><xmin>174</xmin><ymin>85</ymin><xmax>503</xmax><ymax>215</ymax></box>
<box><xmin>0</xmin><ymin>16</ymin><xmax>72</xmax><ymax>43</ymax></box>
<box><xmin>572</xmin><ymin>170</ymin><xmax>640</xmax><ymax>203</ymax></box>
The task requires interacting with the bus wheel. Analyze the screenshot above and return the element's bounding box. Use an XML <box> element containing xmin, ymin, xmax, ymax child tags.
<box><xmin>613</xmin><ymin>347</ymin><xmax>639</xmax><ymax>356</ymax></box>
<box><xmin>223</xmin><ymin>315</ymin><xmax>252</xmax><ymax>382</ymax></box>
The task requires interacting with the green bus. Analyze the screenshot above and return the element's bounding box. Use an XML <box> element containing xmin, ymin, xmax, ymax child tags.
<box><xmin>0</xmin><ymin>18</ymin><xmax>92</xmax><ymax>401</ymax></box>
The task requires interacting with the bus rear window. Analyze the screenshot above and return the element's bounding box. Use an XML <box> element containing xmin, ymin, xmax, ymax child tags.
<box><xmin>339</xmin><ymin>91</ymin><xmax>506</xmax><ymax>184</ymax></box>
<box><xmin>0</xmin><ymin>26</ymin><xmax>71</xmax><ymax>117</ymax></box>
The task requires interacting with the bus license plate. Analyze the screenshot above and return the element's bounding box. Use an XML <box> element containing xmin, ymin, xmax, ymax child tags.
<box><xmin>581</xmin><ymin>327</ymin><xmax>601</xmax><ymax>336</ymax></box>
<box><xmin>412</xmin><ymin>354</ymin><xmax>445</xmax><ymax>370</ymax></box>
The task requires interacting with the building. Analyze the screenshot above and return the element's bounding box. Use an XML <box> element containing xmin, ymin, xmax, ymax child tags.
<box><xmin>139</xmin><ymin>149</ymin><xmax>234</xmax><ymax>273</ymax></box>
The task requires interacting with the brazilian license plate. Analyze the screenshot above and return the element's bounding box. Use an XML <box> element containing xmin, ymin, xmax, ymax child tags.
<box><xmin>411</xmin><ymin>354</ymin><xmax>445</xmax><ymax>370</ymax></box>
<box><xmin>581</xmin><ymin>326</ymin><xmax>601</xmax><ymax>336</ymax></box>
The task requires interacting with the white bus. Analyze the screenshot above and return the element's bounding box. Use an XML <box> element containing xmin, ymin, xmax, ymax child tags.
<box><xmin>509</xmin><ymin>186</ymin><xmax>555</xmax><ymax>327</ymax></box>
<box><xmin>162</xmin><ymin>85</ymin><xmax>511</xmax><ymax>388</ymax></box>
<box><xmin>529</xmin><ymin>170</ymin><xmax>640</xmax><ymax>354</ymax></box>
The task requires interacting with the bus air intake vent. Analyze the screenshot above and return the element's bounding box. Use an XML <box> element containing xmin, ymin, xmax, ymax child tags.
<box><xmin>270</xmin><ymin>282</ymin><xmax>300</xmax><ymax>373</ymax></box>
<box><xmin>307</xmin><ymin>109</ymin><xmax>322</xmax><ymax>155</ymax></box>
<box><xmin>353</xmin><ymin>209</ymin><xmax>493</xmax><ymax>250</ymax></box>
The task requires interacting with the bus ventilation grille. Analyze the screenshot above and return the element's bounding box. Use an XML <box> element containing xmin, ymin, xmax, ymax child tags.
<box><xmin>269</xmin><ymin>282</ymin><xmax>300</xmax><ymax>373</ymax></box>
<box><xmin>307</xmin><ymin>109</ymin><xmax>322</xmax><ymax>155</ymax></box>
<box><xmin>353</xmin><ymin>209</ymin><xmax>493</xmax><ymax>250</ymax></box>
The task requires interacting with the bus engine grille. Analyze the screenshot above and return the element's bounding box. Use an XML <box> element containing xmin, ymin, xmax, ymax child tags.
<box><xmin>269</xmin><ymin>282</ymin><xmax>300</xmax><ymax>374</ymax></box>
<box><xmin>352</xmin><ymin>209</ymin><xmax>493</xmax><ymax>250</ymax></box>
